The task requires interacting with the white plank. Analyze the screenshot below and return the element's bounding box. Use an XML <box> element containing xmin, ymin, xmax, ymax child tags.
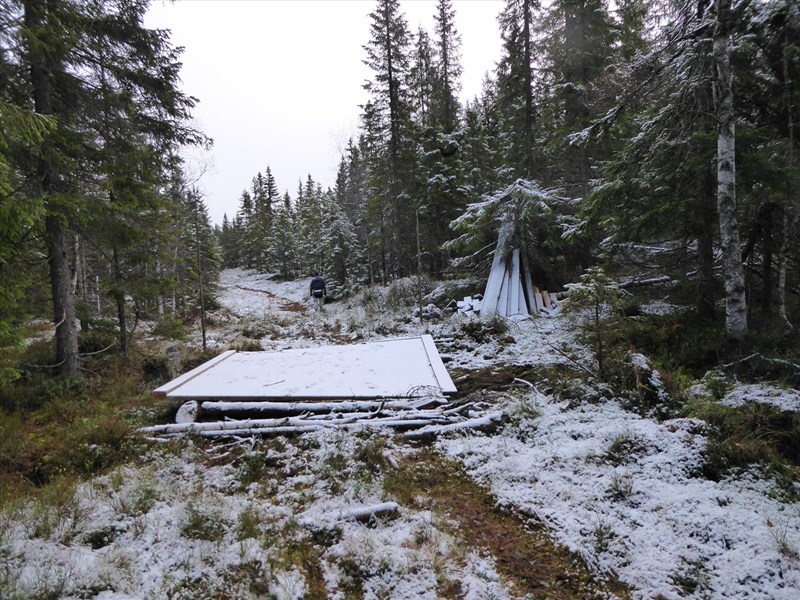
<box><xmin>497</xmin><ymin>262</ymin><xmax>510</xmax><ymax>316</ymax></box>
<box><xmin>534</xmin><ymin>292</ymin><xmax>543</xmax><ymax>312</ymax></box>
<box><xmin>481</xmin><ymin>221</ymin><xmax>512</xmax><ymax>316</ymax></box>
<box><xmin>520</xmin><ymin>252</ymin><xmax>537</xmax><ymax>314</ymax></box>
<box><xmin>152</xmin><ymin>350</ymin><xmax>236</xmax><ymax>397</ymax></box>
<box><xmin>420</xmin><ymin>334</ymin><xmax>457</xmax><ymax>394</ymax></box>
<box><xmin>508</xmin><ymin>249</ymin><xmax>521</xmax><ymax>315</ymax></box>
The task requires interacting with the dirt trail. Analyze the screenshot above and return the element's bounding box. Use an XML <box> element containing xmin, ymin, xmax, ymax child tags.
<box><xmin>386</xmin><ymin>449</ymin><xmax>630</xmax><ymax>599</ymax></box>
<box><xmin>233</xmin><ymin>285</ymin><xmax>308</xmax><ymax>313</ymax></box>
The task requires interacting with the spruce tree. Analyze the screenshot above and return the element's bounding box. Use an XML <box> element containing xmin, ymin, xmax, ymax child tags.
<box><xmin>270</xmin><ymin>191</ymin><xmax>298</xmax><ymax>278</ymax></box>
<box><xmin>236</xmin><ymin>190</ymin><xmax>257</xmax><ymax>268</ymax></box>
<box><xmin>496</xmin><ymin>0</ymin><xmax>538</xmax><ymax>180</ymax></box>
<box><xmin>0</xmin><ymin>102</ymin><xmax>52</xmax><ymax>384</ymax></box>
<box><xmin>432</xmin><ymin>0</ymin><xmax>462</xmax><ymax>134</ymax></box>
<box><xmin>13</xmin><ymin>0</ymin><xmax>205</xmax><ymax>374</ymax></box>
<box><xmin>535</xmin><ymin>0</ymin><xmax>616</xmax><ymax>196</ymax></box>
<box><xmin>409</xmin><ymin>27</ymin><xmax>437</xmax><ymax>129</ymax></box>
<box><xmin>296</xmin><ymin>175</ymin><xmax>325</xmax><ymax>275</ymax></box>
<box><xmin>362</xmin><ymin>0</ymin><xmax>418</xmax><ymax>278</ymax></box>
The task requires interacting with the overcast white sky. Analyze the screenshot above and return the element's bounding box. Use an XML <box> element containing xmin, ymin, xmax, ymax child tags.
<box><xmin>145</xmin><ymin>0</ymin><xmax>503</xmax><ymax>225</ymax></box>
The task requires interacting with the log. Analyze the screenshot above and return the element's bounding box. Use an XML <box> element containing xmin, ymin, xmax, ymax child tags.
<box><xmin>175</xmin><ymin>400</ymin><xmax>199</xmax><ymax>424</ymax></box>
<box><xmin>337</xmin><ymin>502</ymin><xmax>399</xmax><ymax>523</ymax></box>
<box><xmin>140</xmin><ymin>416</ymin><xmax>305</xmax><ymax>435</ymax></box>
<box><xmin>140</xmin><ymin>412</ymin><xmax>460</xmax><ymax>439</ymax></box>
<box><xmin>199</xmin><ymin>397</ymin><xmax>444</xmax><ymax>419</ymax></box>
<box><xmin>299</xmin><ymin>502</ymin><xmax>400</xmax><ymax>530</ymax></box>
<box><xmin>197</xmin><ymin>425</ymin><xmax>324</xmax><ymax>438</ymax></box>
<box><xmin>618</xmin><ymin>275</ymin><xmax>673</xmax><ymax>289</ymax></box>
<box><xmin>404</xmin><ymin>411</ymin><xmax>505</xmax><ymax>441</ymax></box>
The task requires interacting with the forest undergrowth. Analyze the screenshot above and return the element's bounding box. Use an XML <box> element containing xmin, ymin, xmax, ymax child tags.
<box><xmin>0</xmin><ymin>277</ymin><xmax>799</xmax><ymax>597</ymax></box>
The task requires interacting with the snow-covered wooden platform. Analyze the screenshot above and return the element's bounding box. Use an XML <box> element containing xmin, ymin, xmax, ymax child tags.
<box><xmin>153</xmin><ymin>334</ymin><xmax>456</xmax><ymax>401</ymax></box>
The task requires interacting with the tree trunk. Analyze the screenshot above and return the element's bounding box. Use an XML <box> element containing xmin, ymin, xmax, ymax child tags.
<box><xmin>113</xmin><ymin>246</ymin><xmax>128</xmax><ymax>356</ymax></box>
<box><xmin>760</xmin><ymin>205</ymin><xmax>775</xmax><ymax>316</ymax></box>
<box><xmin>713</xmin><ymin>0</ymin><xmax>747</xmax><ymax>342</ymax></box>
<box><xmin>47</xmin><ymin>216</ymin><xmax>80</xmax><ymax>376</ymax></box>
<box><xmin>778</xmin><ymin>32</ymin><xmax>795</xmax><ymax>332</ymax></box>
<box><xmin>777</xmin><ymin>210</ymin><xmax>794</xmax><ymax>331</ymax></box>
<box><xmin>25</xmin><ymin>0</ymin><xmax>81</xmax><ymax>377</ymax></box>
<box><xmin>696</xmin><ymin>169</ymin><xmax>717</xmax><ymax>319</ymax></box>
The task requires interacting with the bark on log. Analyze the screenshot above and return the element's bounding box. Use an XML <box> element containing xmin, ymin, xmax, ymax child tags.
<box><xmin>337</xmin><ymin>502</ymin><xmax>399</xmax><ymax>523</ymax></box>
<box><xmin>404</xmin><ymin>412</ymin><xmax>505</xmax><ymax>441</ymax></box>
<box><xmin>141</xmin><ymin>412</ymin><xmax>464</xmax><ymax>439</ymax></box>
<box><xmin>199</xmin><ymin>397</ymin><xmax>444</xmax><ymax>418</ymax></box>
<box><xmin>618</xmin><ymin>276</ymin><xmax>673</xmax><ymax>289</ymax></box>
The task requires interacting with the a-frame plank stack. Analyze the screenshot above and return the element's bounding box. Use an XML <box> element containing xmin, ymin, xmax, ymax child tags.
<box><xmin>480</xmin><ymin>221</ymin><xmax>538</xmax><ymax>318</ymax></box>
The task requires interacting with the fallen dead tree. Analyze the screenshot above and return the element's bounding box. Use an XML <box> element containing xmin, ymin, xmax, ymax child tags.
<box><xmin>198</xmin><ymin>396</ymin><xmax>446</xmax><ymax>419</ymax></box>
<box><xmin>140</xmin><ymin>399</ymin><xmax>504</xmax><ymax>441</ymax></box>
<box><xmin>403</xmin><ymin>412</ymin><xmax>505</xmax><ymax>441</ymax></box>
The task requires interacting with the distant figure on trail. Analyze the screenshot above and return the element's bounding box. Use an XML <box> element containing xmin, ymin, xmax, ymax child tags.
<box><xmin>310</xmin><ymin>273</ymin><xmax>326</xmax><ymax>311</ymax></box>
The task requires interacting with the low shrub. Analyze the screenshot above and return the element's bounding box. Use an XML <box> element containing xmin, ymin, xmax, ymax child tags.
<box><xmin>618</xmin><ymin>313</ymin><xmax>725</xmax><ymax>378</ymax></box>
<box><xmin>232</xmin><ymin>339</ymin><xmax>262</xmax><ymax>352</ymax></box>
<box><xmin>140</xmin><ymin>352</ymin><xmax>171</xmax><ymax>382</ymax></box>
<box><xmin>386</xmin><ymin>277</ymin><xmax>430</xmax><ymax>310</ymax></box>
<box><xmin>180</xmin><ymin>501</ymin><xmax>227</xmax><ymax>542</ymax></box>
<box><xmin>685</xmin><ymin>398</ymin><xmax>800</xmax><ymax>496</ymax></box>
<box><xmin>179</xmin><ymin>348</ymin><xmax>223</xmax><ymax>372</ymax></box>
<box><xmin>459</xmin><ymin>315</ymin><xmax>508</xmax><ymax>343</ymax></box>
<box><xmin>151</xmin><ymin>319</ymin><xmax>187</xmax><ymax>341</ymax></box>
<box><xmin>353</xmin><ymin>433</ymin><xmax>388</xmax><ymax>474</ymax></box>
<box><xmin>78</xmin><ymin>329</ymin><xmax>117</xmax><ymax>355</ymax></box>
<box><xmin>240</xmin><ymin>322</ymin><xmax>272</xmax><ymax>340</ymax></box>
<box><xmin>604</xmin><ymin>432</ymin><xmax>647</xmax><ymax>466</ymax></box>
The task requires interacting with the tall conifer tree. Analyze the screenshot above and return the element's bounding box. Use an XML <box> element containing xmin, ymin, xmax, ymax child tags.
<box><xmin>362</xmin><ymin>0</ymin><xmax>418</xmax><ymax>278</ymax></box>
<box><xmin>13</xmin><ymin>0</ymin><xmax>204</xmax><ymax>374</ymax></box>
<box><xmin>497</xmin><ymin>0</ymin><xmax>538</xmax><ymax>180</ymax></box>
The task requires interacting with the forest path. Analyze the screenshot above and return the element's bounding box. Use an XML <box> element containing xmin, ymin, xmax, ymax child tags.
<box><xmin>216</xmin><ymin>268</ymin><xmax>311</xmax><ymax>317</ymax></box>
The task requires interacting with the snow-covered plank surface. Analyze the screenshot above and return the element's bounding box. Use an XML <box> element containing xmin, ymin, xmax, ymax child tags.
<box><xmin>158</xmin><ymin>335</ymin><xmax>456</xmax><ymax>400</ymax></box>
<box><xmin>152</xmin><ymin>350</ymin><xmax>236</xmax><ymax>397</ymax></box>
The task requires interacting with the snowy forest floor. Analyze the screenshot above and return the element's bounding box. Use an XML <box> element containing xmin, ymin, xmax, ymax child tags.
<box><xmin>2</xmin><ymin>268</ymin><xmax>799</xmax><ymax>599</ymax></box>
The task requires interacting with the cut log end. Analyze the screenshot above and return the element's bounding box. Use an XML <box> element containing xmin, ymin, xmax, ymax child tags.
<box><xmin>175</xmin><ymin>400</ymin><xmax>200</xmax><ymax>424</ymax></box>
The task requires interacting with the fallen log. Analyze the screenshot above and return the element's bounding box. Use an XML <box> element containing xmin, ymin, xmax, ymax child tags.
<box><xmin>197</xmin><ymin>425</ymin><xmax>324</xmax><ymax>438</ymax></box>
<box><xmin>175</xmin><ymin>417</ymin><xmax>455</xmax><ymax>438</ymax></box>
<box><xmin>140</xmin><ymin>402</ymin><xmax>505</xmax><ymax>440</ymax></box>
<box><xmin>198</xmin><ymin>397</ymin><xmax>446</xmax><ymax>419</ymax></box>
<box><xmin>404</xmin><ymin>411</ymin><xmax>505</xmax><ymax>441</ymax></box>
<box><xmin>299</xmin><ymin>502</ymin><xmax>400</xmax><ymax>530</ymax></box>
<box><xmin>140</xmin><ymin>416</ymin><xmax>307</xmax><ymax>435</ymax></box>
<box><xmin>618</xmin><ymin>275</ymin><xmax>673</xmax><ymax>289</ymax></box>
<box><xmin>175</xmin><ymin>400</ymin><xmax>200</xmax><ymax>424</ymax></box>
<box><xmin>337</xmin><ymin>501</ymin><xmax>399</xmax><ymax>524</ymax></box>
<box><xmin>140</xmin><ymin>411</ymin><xmax>462</xmax><ymax>439</ymax></box>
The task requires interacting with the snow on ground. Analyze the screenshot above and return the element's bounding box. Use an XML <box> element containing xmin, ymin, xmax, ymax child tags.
<box><xmin>217</xmin><ymin>268</ymin><xmax>311</xmax><ymax>317</ymax></box>
<box><xmin>1</xmin><ymin>431</ymin><xmax>516</xmax><ymax>599</ymax></box>
<box><xmin>214</xmin><ymin>268</ymin><xmax>587</xmax><ymax>370</ymax></box>
<box><xmin>720</xmin><ymin>383</ymin><xmax>800</xmax><ymax>413</ymax></box>
<box><xmin>3</xmin><ymin>269</ymin><xmax>799</xmax><ymax>599</ymax></box>
<box><xmin>439</xmin><ymin>392</ymin><xmax>800</xmax><ymax>599</ymax></box>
